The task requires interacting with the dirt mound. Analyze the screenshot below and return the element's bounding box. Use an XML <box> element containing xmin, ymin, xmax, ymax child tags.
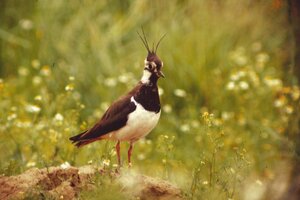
<box><xmin>0</xmin><ymin>165</ymin><xmax>182</xmax><ymax>200</ymax></box>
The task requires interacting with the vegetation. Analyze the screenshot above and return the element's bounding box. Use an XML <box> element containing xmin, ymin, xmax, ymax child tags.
<box><xmin>0</xmin><ymin>0</ymin><xmax>296</xmax><ymax>199</ymax></box>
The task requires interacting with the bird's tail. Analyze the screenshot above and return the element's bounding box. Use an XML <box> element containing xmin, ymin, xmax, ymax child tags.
<box><xmin>69</xmin><ymin>131</ymin><xmax>86</xmax><ymax>142</ymax></box>
<box><xmin>69</xmin><ymin>131</ymin><xmax>102</xmax><ymax>148</ymax></box>
<box><xmin>69</xmin><ymin>131</ymin><xmax>89</xmax><ymax>148</ymax></box>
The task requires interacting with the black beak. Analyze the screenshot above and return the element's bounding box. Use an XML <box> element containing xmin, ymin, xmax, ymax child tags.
<box><xmin>157</xmin><ymin>70</ymin><xmax>165</xmax><ymax>78</ymax></box>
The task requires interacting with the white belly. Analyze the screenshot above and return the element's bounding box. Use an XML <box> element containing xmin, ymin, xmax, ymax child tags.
<box><xmin>111</xmin><ymin>97</ymin><xmax>160</xmax><ymax>142</ymax></box>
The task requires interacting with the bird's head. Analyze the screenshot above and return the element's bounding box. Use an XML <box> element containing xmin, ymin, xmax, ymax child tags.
<box><xmin>144</xmin><ymin>52</ymin><xmax>164</xmax><ymax>78</ymax></box>
<box><xmin>138</xmin><ymin>29</ymin><xmax>165</xmax><ymax>83</ymax></box>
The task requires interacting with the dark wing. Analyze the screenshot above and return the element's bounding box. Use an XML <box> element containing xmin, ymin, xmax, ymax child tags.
<box><xmin>69</xmin><ymin>83</ymin><xmax>142</xmax><ymax>146</ymax></box>
<box><xmin>78</xmin><ymin>96</ymin><xmax>136</xmax><ymax>141</ymax></box>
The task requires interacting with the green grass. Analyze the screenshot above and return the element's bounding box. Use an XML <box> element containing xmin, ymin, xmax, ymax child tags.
<box><xmin>0</xmin><ymin>0</ymin><xmax>297</xmax><ymax>199</ymax></box>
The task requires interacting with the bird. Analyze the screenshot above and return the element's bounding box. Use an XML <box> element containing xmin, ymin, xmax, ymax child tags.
<box><xmin>69</xmin><ymin>30</ymin><xmax>165</xmax><ymax>167</ymax></box>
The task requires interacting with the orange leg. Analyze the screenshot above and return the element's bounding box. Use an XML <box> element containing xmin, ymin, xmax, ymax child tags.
<box><xmin>128</xmin><ymin>142</ymin><xmax>133</xmax><ymax>167</ymax></box>
<box><xmin>116</xmin><ymin>141</ymin><xmax>121</xmax><ymax>166</ymax></box>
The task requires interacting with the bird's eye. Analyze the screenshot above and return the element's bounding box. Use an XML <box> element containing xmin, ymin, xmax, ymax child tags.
<box><xmin>148</xmin><ymin>65</ymin><xmax>153</xmax><ymax>70</ymax></box>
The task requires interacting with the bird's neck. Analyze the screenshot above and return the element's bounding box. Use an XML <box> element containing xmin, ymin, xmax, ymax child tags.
<box><xmin>140</xmin><ymin>70</ymin><xmax>158</xmax><ymax>86</ymax></box>
<box><xmin>135</xmin><ymin>70</ymin><xmax>160</xmax><ymax>113</ymax></box>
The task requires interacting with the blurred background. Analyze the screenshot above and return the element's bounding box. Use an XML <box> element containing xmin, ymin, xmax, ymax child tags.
<box><xmin>0</xmin><ymin>0</ymin><xmax>298</xmax><ymax>199</ymax></box>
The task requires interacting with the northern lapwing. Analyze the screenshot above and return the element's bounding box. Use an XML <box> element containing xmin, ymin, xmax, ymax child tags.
<box><xmin>69</xmin><ymin>30</ymin><xmax>165</xmax><ymax>166</ymax></box>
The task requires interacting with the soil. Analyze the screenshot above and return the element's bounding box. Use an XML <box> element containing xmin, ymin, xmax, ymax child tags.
<box><xmin>0</xmin><ymin>165</ymin><xmax>182</xmax><ymax>200</ymax></box>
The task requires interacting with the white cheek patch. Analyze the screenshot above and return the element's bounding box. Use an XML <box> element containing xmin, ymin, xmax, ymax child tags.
<box><xmin>141</xmin><ymin>70</ymin><xmax>152</xmax><ymax>84</ymax></box>
<box><xmin>150</xmin><ymin>62</ymin><xmax>157</xmax><ymax>67</ymax></box>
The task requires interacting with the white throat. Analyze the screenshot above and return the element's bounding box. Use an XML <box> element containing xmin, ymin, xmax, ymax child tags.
<box><xmin>141</xmin><ymin>69</ymin><xmax>152</xmax><ymax>84</ymax></box>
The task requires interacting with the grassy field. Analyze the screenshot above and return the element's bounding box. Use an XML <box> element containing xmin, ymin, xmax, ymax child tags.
<box><xmin>0</xmin><ymin>0</ymin><xmax>297</xmax><ymax>199</ymax></box>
